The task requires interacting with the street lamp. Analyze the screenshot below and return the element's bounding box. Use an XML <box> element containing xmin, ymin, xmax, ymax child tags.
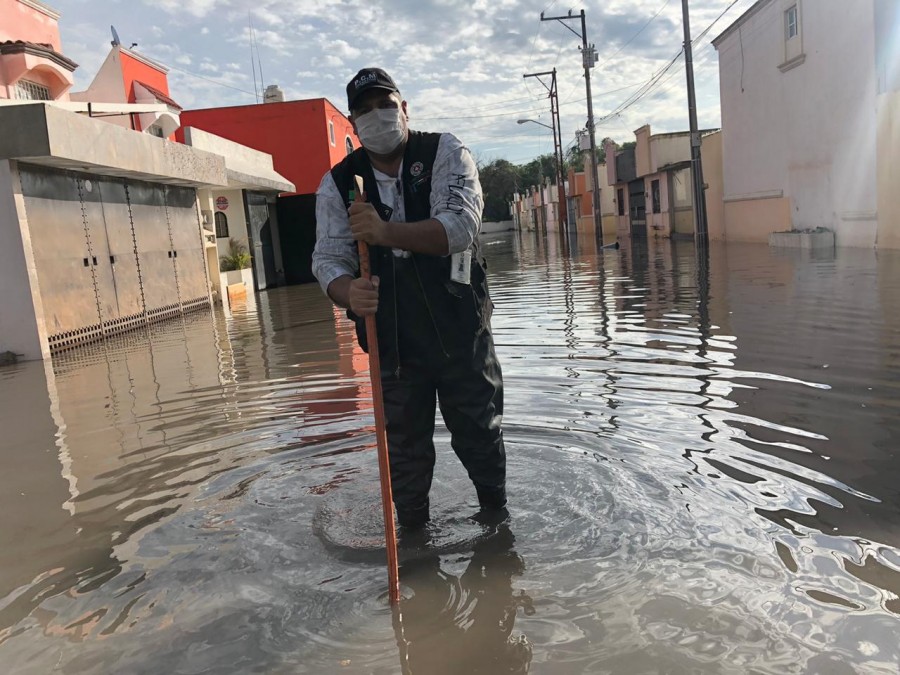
<box><xmin>517</xmin><ymin>118</ymin><xmax>552</xmax><ymax>130</ymax></box>
<box><xmin>517</xmin><ymin>119</ymin><xmax>567</xmax><ymax>233</ymax></box>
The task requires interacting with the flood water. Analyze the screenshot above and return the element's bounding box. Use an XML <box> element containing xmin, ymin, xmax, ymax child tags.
<box><xmin>1</xmin><ymin>233</ymin><xmax>899</xmax><ymax>674</ymax></box>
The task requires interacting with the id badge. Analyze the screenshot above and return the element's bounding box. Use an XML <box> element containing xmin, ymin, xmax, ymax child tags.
<box><xmin>450</xmin><ymin>249</ymin><xmax>472</xmax><ymax>285</ymax></box>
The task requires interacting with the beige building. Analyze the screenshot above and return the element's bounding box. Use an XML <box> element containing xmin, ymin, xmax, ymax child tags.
<box><xmin>573</xmin><ymin>130</ymin><xmax>619</xmax><ymax>240</ymax></box>
<box><xmin>713</xmin><ymin>0</ymin><xmax>900</xmax><ymax>247</ymax></box>
<box><xmin>510</xmin><ymin>181</ymin><xmax>561</xmax><ymax>234</ymax></box>
<box><xmin>604</xmin><ymin>126</ymin><xmax>724</xmax><ymax>241</ymax></box>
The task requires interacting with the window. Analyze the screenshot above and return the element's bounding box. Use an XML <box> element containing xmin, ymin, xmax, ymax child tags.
<box><xmin>651</xmin><ymin>179</ymin><xmax>661</xmax><ymax>214</ymax></box>
<box><xmin>345</xmin><ymin>136</ymin><xmax>354</xmax><ymax>156</ymax></box>
<box><xmin>329</xmin><ymin>120</ymin><xmax>336</xmax><ymax>146</ymax></box>
<box><xmin>214</xmin><ymin>211</ymin><xmax>229</xmax><ymax>238</ymax></box>
<box><xmin>779</xmin><ymin>2</ymin><xmax>805</xmax><ymax>71</ymax></box>
<box><xmin>148</xmin><ymin>125</ymin><xmax>165</xmax><ymax>138</ymax></box>
<box><xmin>15</xmin><ymin>80</ymin><xmax>51</xmax><ymax>101</ymax></box>
<box><xmin>785</xmin><ymin>5</ymin><xmax>798</xmax><ymax>40</ymax></box>
<box><xmin>617</xmin><ymin>188</ymin><xmax>625</xmax><ymax>216</ymax></box>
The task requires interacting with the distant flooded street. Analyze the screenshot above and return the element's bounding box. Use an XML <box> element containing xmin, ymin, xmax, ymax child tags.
<box><xmin>1</xmin><ymin>233</ymin><xmax>898</xmax><ymax>673</ymax></box>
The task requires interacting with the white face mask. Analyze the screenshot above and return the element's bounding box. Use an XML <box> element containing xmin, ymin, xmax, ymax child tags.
<box><xmin>354</xmin><ymin>107</ymin><xmax>405</xmax><ymax>155</ymax></box>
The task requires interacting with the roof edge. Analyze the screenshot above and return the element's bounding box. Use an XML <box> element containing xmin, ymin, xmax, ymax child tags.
<box><xmin>712</xmin><ymin>0</ymin><xmax>773</xmax><ymax>48</ymax></box>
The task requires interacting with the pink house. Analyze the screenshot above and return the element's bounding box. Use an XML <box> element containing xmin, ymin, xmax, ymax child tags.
<box><xmin>0</xmin><ymin>0</ymin><xmax>77</xmax><ymax>101</ymax></box>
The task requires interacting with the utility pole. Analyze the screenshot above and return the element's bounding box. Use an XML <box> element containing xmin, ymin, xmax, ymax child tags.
<box><xmin>681</xmin><ymin>0</ymin><xmax>708</xmax><ymax>244</ymax></box>
<box><xmin>541</xmin><ymin>9</ymin><xmax>603</xmax><ymax>244</ymax></box>
<box><xmin>523</xmin><ymin>69</ymin><xmax>566</xmax><ymax>230</ymax></box>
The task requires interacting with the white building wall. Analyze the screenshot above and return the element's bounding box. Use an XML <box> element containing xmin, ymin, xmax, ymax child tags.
<box><xmin>213</xmin><ymin>188</ymin><xmax>249</xmax><ymax>259</ymax></box>
<box><xmin>716</xmin><ymin>0</ymin><xmax>878</xmax><ymax>246</ymax></box>
<box><xmin>69</xmin><ymin>50</ymin><xmax>132</xmax><ymax>131</ymax></box>
<box><xmin>653</xmin><ymin>135</ymin><xmax>691</xmax><ymax>172</ymax></box>
<box><xmin>0</xmin><ymin>160</ymin><xmax>48</xmax><ymax>360</ymax></box>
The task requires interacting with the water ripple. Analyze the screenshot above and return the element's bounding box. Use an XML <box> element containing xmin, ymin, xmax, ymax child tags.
<box><xmin>0</xmin><ymin>237</ymin><xmax>899</xmax><ymax>673</ymax></box>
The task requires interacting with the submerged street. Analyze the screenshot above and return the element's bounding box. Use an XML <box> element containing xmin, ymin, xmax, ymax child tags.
<box><xmin>1</xmin><ymin>232</ymin><xmax>898</xmax><ymax>673</ymax></box>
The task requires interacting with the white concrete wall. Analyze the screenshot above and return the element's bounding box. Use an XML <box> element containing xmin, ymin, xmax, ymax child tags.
<box><xmin>654</xmin><ymin>135</ymin><xmax>691</xmax><ymax>172</ymax></box>
<box><xmin>717</xmin><ymin>0</ymin><xmax>878</xmax><ymax>246</ymax></box>
<box><xmin>69</xmin><ymin>50</ymin><xmax>131</xmax><ymax>130</ymax></box>
<box><xmin>184</xmin><ymin>128</ymin><xmax>279</xmax><ymax>185</ymax></box>
<box><xmin>212</xmin><ymin>188</ymin><xmax>249</xmax><ymax>259</ymax></box>
<box><xmin>0</xmin><ymin>160</ymin><xmax>49</xmax><ymax>360</ymax></box>
<box><xmin>598</xmin><ymin>162</ymin><xmax>617</xmax><ymax>217</ymax></box>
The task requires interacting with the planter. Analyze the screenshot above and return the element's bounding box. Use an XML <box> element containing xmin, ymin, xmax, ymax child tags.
<box><xmin>769</xmin><ymin>229</ymin><xmax>835</xmax><ymax>250</ymax></box>
<box><xmin>219</xmin><ymin>268</ymin><xmax>254</xmax><ymax>309</ymax></box>
<box><xmin>221</xmin><ymin>268</ymin><xmax>253</xmax><ymax>288</ymax></box>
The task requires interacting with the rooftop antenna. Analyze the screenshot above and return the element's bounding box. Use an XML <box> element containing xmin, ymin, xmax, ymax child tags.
<box><xmin>110</xmin><ymin>25</ymin><xmax>121</xmax><ymax>47</ymax></box>
<box><xmin>248</xmin><ymin>13</ymin><xmax>265</xmax><ymax>103</ymax></box>
<box><xmin>254</xmin><ymin>28</ymin><xmax>266</xmax><ymax>97</ymax></box>
<box><xmin>248</xmin><ymin>14</ymin><xmax>259</xmax><ymax>102</ymax></box>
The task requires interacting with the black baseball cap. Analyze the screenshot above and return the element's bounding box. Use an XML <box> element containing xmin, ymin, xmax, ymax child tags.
<box><xmin>346</xmin><ymin>68</ymin><xmax>399</xmax><ymax>111</ymax></box>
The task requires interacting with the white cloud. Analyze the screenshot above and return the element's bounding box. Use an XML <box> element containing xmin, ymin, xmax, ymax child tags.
<box><xmin>46</xmin><ymin>0</ymin><xmax>756</xmax><ymax>160</ymax></box>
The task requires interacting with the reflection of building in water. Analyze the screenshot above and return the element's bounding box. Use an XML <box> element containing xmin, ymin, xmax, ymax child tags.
<box><xmin>0</xmin><ymin>360</ymin><xmax>81</xmax><ymax>602</ymax></box>
<box><xmin>395</xmin><ymin>525</ymin><xmax>532</xmax><ymax>675</ymax></box>
<box><xmin>715</xmin><ymin>246</ymin><xmax>900</xmax><ymax>547</ymax></box>
<box><xmin>0</xmin><ymin>283</ymin><xmax>374</xmax><ymax>632</ymax></box>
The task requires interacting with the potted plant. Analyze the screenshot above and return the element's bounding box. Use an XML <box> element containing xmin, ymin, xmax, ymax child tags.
<box><xmin>219</xmin><ymin>238</ymin><xmax>253</xmax><ymax>289</ymax></box>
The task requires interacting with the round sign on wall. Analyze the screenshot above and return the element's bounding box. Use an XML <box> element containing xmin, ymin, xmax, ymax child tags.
<box><xmin>215</xmin><ymin>196</ymin><xmax>229</xmax><ymax>210</ymax></box>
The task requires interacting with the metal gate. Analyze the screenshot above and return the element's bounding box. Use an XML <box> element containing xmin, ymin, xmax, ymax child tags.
<box><xmin>18</xmin><ymin>165</ymin><xmax>211</xmax><ymax>353</ymax></box>
<box><xmin>629</xmin><ymin>178</ymin><xmax>647</xmax><ymax>238</ymax></box>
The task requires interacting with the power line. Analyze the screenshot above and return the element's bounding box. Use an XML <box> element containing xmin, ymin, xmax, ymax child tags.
<box><xmin>164</xmin><ymin>62</ymin><xmax>257</xmax><ymax>97</ymax></box>
<box><xmin>561</xmin><ymin>0</ymin><xmax>671</xmax><ymax>106</ymax></box>
<box><xmin>415</xmin><ymin>81</ymin><xmax>648</xmax><ymax>122</ymax></box>
<box><xmin>597</xmin><ymin>0</ymin><xmax>673</xmax><ymax>70</ymax></box>
<box><xmin>593</xmin><ymin>0</ymin><xmax>742</xmax><ymax>125</ymax></box>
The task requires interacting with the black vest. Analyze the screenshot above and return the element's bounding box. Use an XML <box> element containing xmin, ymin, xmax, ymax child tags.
<box><xmin>330</xmin><ymin>131</ymin><xmax>492</xmax><ymax>376</ymax></box>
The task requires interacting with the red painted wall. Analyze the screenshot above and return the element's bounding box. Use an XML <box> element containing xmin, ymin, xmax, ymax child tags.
<box><xmin>180</xmin><ymin>99</ymin><xmax>357</xmax><ymax>196</ymax></box>
<box><xmin>120</xmin><ymin>51</ymin><xmax>170</xmax><ymax>99</ymax></box>
<box><xmin>119</xmin><ymin>50</ymin><xmax>171</xmax><ymax>133</ymax></box>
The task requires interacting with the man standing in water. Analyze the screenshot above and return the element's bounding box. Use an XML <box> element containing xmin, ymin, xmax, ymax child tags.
<box><xmin>312</xmin><ymin>68</ymin><xmax>506</xmax><ymax>529</ymax></box>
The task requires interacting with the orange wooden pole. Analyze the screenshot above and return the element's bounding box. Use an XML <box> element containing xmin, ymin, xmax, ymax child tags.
<box><xmin>352</xmin><ymin>175</ymin><xmax>400</xmax><ymax>605</ymax></box>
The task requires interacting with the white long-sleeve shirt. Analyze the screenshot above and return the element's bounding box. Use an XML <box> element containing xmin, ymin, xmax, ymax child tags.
<box><xmin>311</xmin><ymin>132</ymin><xmax>484</xmax><ymax>294</ymax></box>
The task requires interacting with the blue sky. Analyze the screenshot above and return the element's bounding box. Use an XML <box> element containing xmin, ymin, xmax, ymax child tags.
<box><xmin>49</xmin><ymin>0</ymin><xmax>757</xmax><ymax>165</ymax></box>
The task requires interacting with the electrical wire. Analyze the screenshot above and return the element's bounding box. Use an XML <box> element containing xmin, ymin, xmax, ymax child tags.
<box><xmin>596</xmin><ymin>0</ymin><xmax>673</xmax><ymax>71</ymax></box>
<box><xmin>592</xmin><ymin>0</ymin><xmax>743</xmax><ymax>125</ymax></box>
<box><xmin>164</xmin><ymin>62</ymin><xmax>258</xmax><ymax>97</ymax></box>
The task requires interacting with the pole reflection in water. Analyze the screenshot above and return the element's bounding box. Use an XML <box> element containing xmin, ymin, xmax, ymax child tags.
<box><xmin>394</xmin><ymin>524</ymin><xmax>533</xmax><ymax>675</ymax></box>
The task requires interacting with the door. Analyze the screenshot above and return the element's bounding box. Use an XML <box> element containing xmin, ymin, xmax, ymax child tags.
<box><xmin>165</xmin><ymin>186</ymin><xmax>209</xmax><ymax>308</ymax></box>
<box><xmin>127</xmin><ymin>181</ymin><xmax>179</xmax><ymax>317</ymax></box>
<box><xmin>629</xmin><ymin>179</ymin><xmax>647</xmax><ymax>238</ymax></box>
<box><xmin>245</xmin><ymin>192</ymin><xmax>276</xmax><ymax>290</ymax></box>
<box><xmin>275</xmin><ymin>194</ymin><xmax>317</xmax><ymax>285</ymax></box>
<box><xmin>97</xmin><ymin>179</ymin><xmax>145</xmax><ymax>323</ymax></box>
<box><xmin>18</xmin><ymin>166</ymin><xmax>104</xmax><ymax>337</ymax></box>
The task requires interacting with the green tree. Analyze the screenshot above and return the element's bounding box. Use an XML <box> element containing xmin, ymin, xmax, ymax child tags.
<box><xmin>567</xmin><ymin>136</ymin><xmax>615</xmax><ymax>169</ymax></box>
<box><xmin>479</xmin><ymin>158</ymin><xmax>520</xmax><ymax>222</ymax></box>
<box><xmin>517</xmin><ymin>153</ymin><xmax>563</xmax><ymax>189</ymax></box>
